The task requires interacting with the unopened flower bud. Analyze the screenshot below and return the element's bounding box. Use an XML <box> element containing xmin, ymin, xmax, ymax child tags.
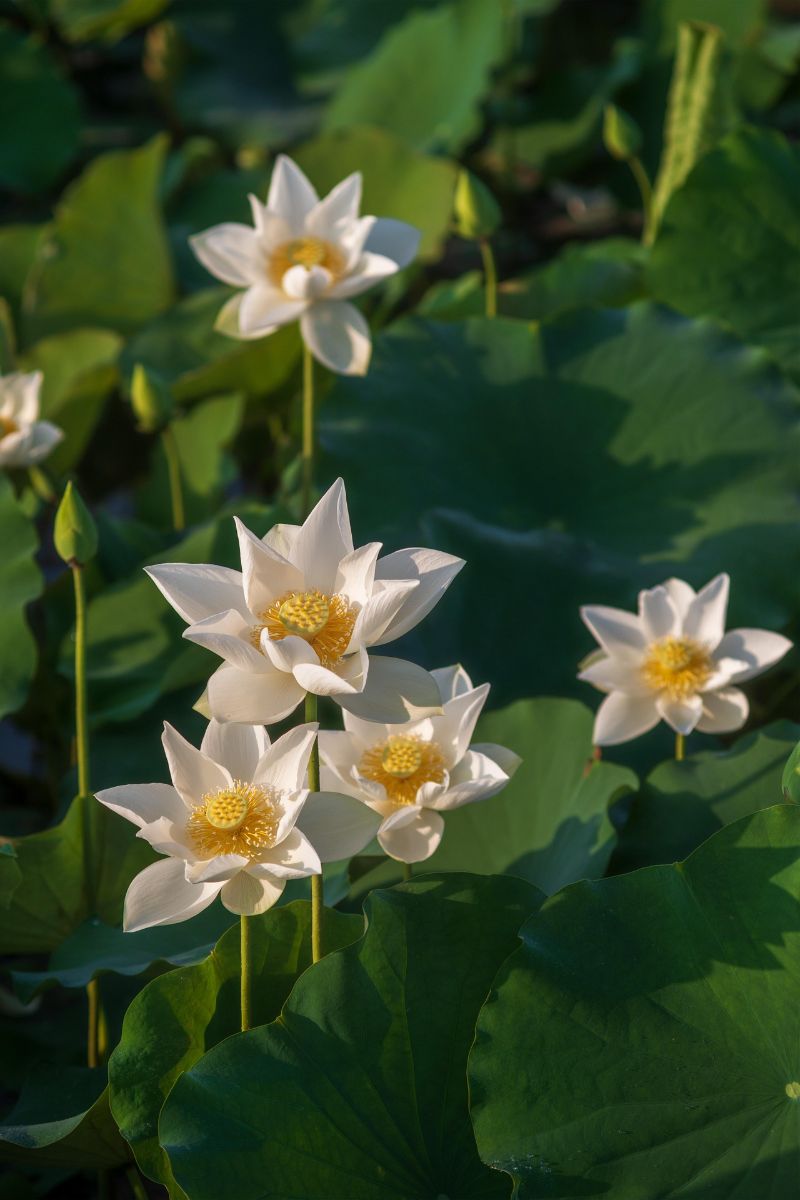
<box><xmin>453</xmin><ymin>169</ymin><xmax>501</xmax><ymax>240</ymax></box>
<box><xmin>602</xmin><ymin>104</ymin><xmax>643</xmax><ymax>162</ymax></box>
<box><xmin>54</xmin><ymin>481</ymin><xmax>97</xmax><ymax>566</ymax></box>
<box><xmin>131</xmin><ymin>364</ymin><xmax>173</xmax><ymax>434</ymax></box>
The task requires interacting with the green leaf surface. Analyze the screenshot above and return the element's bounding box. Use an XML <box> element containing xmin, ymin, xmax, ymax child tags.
<box><xmin>0</xmin><ymin>795</ymin><xmax>154</xmax><ymax>955</ymax></box>
<box><xmin>0</xmin><ymin>225</ymin><xmax>45</xmax><ymax>317</ymax></box>
<box><xmin>160</xmin><ymin>875</ymin><xmax>542</xmax><ymax>1200</ymax></box>
<box><xmin>614</xmin><ymin>720</ymin><xmax>800</xmax><ymax>872</ymax></box>
<box><xmin>110</xmin><ymin>901</ymin><xmax>363</xmax><ymax>1191</ymax></box>
<box><xmin>429</xmin><ymin>698</ymin><xmax>636</xmax><ymax>893</ymax></box>
<box><xmin>23</xmin><ymin>136</ymin><xmax>175</xmax><ymax>341</ymax></box>
<box><xmin>20</xmin><ymin>328</ymin><xmax>121</xmax><ymax>473</ymax></box>
<box><xmin>137</xmin><ymin>392</ymin><xmax>245</xmax><ymax>527</ymax></box>
<box><xmin>321</xmin><ymin>309</ymin><xmax>800</xmax><ymax>700</ymax></box>
<box><xmin>295</xmin><ymin>127</ymin><xmax>457</xmax><ymax>261</ymax></box>
<box><xmin>649</xmin><ymin>127</ymin><xmax>800</xmax><ymax>381</ymax></box>
<box><xmin>323</xmin><ymin>0</ymin><xmax>505</xmax><ymax>153</ymax></box>
<box><xmin>471</xmin><ymin>804</ymin><xmax>800</xmax><ymax>1198</ymax></box>
<box><xmin>0</xmin><ymin>475</ymin><xmax>42</xmax><ymax>720</ymax></box>
<box><xmin>0</xmin><ymin>845</ymin><xmax>21</xmax><ymax>909</ymax></box>
<box><xmin>0</xmin><ymin>1067</ymin><xmax>126</xmax><ymax>1169</ymax></box>
<box><xmin>11</xmin><ymin>903</ymin><xmax>238</xmax><ymax>1001</ymax></box>
<box><xmin>0</xmin><ymin>26</ymin><xmax>81</xmax><ymax>194</ymax></box>
<box><xmin>120</xmin><ymin>287</ymin><xmax>300</xmax><ymax>402</ymax></box>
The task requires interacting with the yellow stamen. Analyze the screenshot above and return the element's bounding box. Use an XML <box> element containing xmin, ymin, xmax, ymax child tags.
<box><xmin>268</xmin><ymin>237</ymin><xmax>345</xmax><ymax>287</ymax></box>
<box><xmin>187</xmin><ymin>781</ymin><xmax>279</xmax><ymax>858</ymax></box>
<box><xmin>642</xmin><ymin>636</ymin><xmax>713</xmax><ymax>700</ymax></box>
<box><xmin>252</xmin><ymin>589</ymin><xmax>358</xmax><ymax>669</ymax></box>
<box><xmin>0</xmin><ymin>415</ymin><xmax>17</xmax><ymax>438</ymax></box>
<box><xmin>359</xmin><ymin>735</ymin><xmax>446</xmax><ymax>807</ymax></box>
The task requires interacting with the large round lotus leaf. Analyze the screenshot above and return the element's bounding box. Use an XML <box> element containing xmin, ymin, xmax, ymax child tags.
<box><xmin>323</xmin><ymin>0</ymin><xmax>505</xmax><ymax>154</ymax></box>
<box><xmin>109</xmin><ymin>901</ymin><xmax>363</xmax><ymax>1191</ymax></box>
<box><xmin>159</xmin><ymin>874</ymin><xmax>543</xmax><ymax>1200</ymax></box>
<box><xmin>428</xmin><ymin>698</ymin><xmax>636</xmax><ymax>894</ymax></box>
<box><xmin>470</xmin><ymin>804</ymin><xmax>800</xmax><ymax>1199</ymax></box>
<box><xmin>0</xmin><ymin>1067</ymin><xmax>126</xmax><ymax>1169</ymax></box>
<box><xmin>320</xmin><ymin>309</ymin><xmax>800</xmax><ymax>701</ymax></box>
<box><xmin>649</xmin><ymin>128</ymin><xmax>800</xmax><ymax>382</ymax></box>
<box><xmin>614</xmin><ymin>720</ymin><xmax>800</xmax><ymax>872</ymax></box>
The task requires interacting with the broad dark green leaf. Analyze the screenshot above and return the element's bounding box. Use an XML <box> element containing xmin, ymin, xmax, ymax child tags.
<box><xmin>110</xmin><ymin>901</ymin><xmax>363</xmax><ymax>1191</ymax></box>
<box><xmin>323</xmin><ymin>0</ymin><xmax>505</xmax><ymax>153</ymax></box>
<box><xmin>429</xmin><ymin>698</ymin><xmax>636</xmax><ymax>893</ymax></box>
<box><xmin>0</xmin><ymin>225</ymin><xmax>45</xmax><ymax>318</ymax></box>
<box><xmin>295</xmin><ymin>127</ymin><xmax>457</xmax><ymax>261</ymax></box>
<box><xmin>0</xmin><ymin>475</ymin><xmax>42</xmax><ymax>720</ymax></box>
<box><xmin>471</xmin><ymin>804</ymin><xmax>800</xmax><ymax>1198</ymax></box>
<box><xmin>0</xmin><ymin>26</ymin><xmax>81</xmax><ymax>194</ymax></box>
<box><xmin>649</xmin><ymin>127</ymin><xmax>800</xmax><ymax>381</ymax></box>
<box><xmin>50</xmin><ymin>0</ymin><xmax>168</xmax><ymax>43</ymax></box>
<box><xmin>23</xmin><ymin>136</ymin><xmax>175</xmax><ymax>341</ymax></box>
<box><xmin>614</xmin><ymin>720</ymin><xmax>800</xmax><ymax>872</ymax></box>
<box><xmin>160</xmin><ymin>875</ymin><xmax>542</xmax><ymax>1200</ymax></box>
<box><xmin>0</xmin><ymin>1067</ymin><xmax>126</xmax><ymax>1169</ymax></box>
<box><xmin>0</xmin><ymin>844</ymin><xmax>21</xmax><ymax>909</ymax></box>
<box><xmin>321</xmin><ymin>309</ymin><xmax>800</xmax><ymax>700</ymax></box>
<box><xmin>0</xmin><ymin>795</ymin><xmax>154</xmax><ymax>955</ymax></box>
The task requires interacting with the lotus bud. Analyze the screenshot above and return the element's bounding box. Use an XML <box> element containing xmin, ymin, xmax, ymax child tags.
<box><xmin>131</xmin><ymin>364</ymin><xmax>173</xmax><ymax>433</ymax></box>
<box><xmin>603</xmin><ymin>104</ymin><xmax>643</xmax><ymax>162</ymax></box>
<box><xmin>54</xmin><ymin>482</ymin><xmax>97</xmax><ymax>566</ymax></box>
<box><xmin>453</xmin><ymin>169</ymin><xmax>501</xmax><ymax>240</ymax></box>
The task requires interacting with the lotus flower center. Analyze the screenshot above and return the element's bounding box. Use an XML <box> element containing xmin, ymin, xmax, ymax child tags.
<box><xmin>253</xmin><ymin>589</ymin><xmax>358</xmax><ymax>669</ymax></box>
<box><xmin>381</xmin><ymin>738</ymin><xmax>424</xmax><ymax>779</ymax></box>
<box><xmin>278</xmin><ymin>591</ymin><xmax>330</xmax><ymax>638</ymax></box>
<box><xmin>268</xmin><ymin>237</ymin><xmax>345</xmax><ymax>286</ymax></box>
<box><xmin>187</xmin><ymin>780</ymin><xmax>280</xmax><ymax>859</ymax></box>
<box><xmin>359</xmin><ymin>735</ymin><xmax>446</xmax><ymax>807</ymax></box>
<box><xmin>205</xmin><ymin>790</ymin><xmax>248</xmax><ymax>831</ymax></box>
<box><xmin>0</xmin><ymin>415</ymin><xmax>17</xmax><ymax>437</ymax></box>
<box><xmin>642</xmin><ymin>636</ymin><xmax>713</xmax><ymax>699</ymax></box>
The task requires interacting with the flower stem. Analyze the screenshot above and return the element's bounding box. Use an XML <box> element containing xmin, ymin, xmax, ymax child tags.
<box><xmin>125</xmin><ymin>1165</ymin><xmax>150</xmax><ymax>1200</ymax></box>
<box><xmin>403</xmin><ymin>862</ymin><xmax>413</xmax><ymax>882</ymax></box>
<box><xmin>240</xmin><ymin>913</ymin><xmax>251</xmax><ymax>1032</ymax></box>
<box><xmin>301</xmin><ymin>343</ymin><xmax>315</xmax><ymax>518</ymax></box>
<box><xmin>479</xmin><ymin>237</ymin><xmax>498</xmax><ymax>318</ymax></box>
<box><xmin>305</xmin><ymin>690</ymin><xmax>324</xmax><ymax>963</ymax></box>
<box><xmin>675</xmin><ymin>732</ymin><xmax>685</xmax><ymax>761</ymax></box>
<box><xmin>71</xmin><ymin>563</ymin><xmax>103</xmax><ymax>1071</ymax></box>
<box><xmin>28</xmin><ymin>464</ymin><xmax>56</xmax><ymax>504</ymax></box>
<box><xmin>161</xmin><ymin>423</ymin><xmax>185</xmax><ymax>532</ymax></box>
<box><xmin>628</xmin><ymin>155</ymin><xmax>654</xmax><ymax>243</ymax></box>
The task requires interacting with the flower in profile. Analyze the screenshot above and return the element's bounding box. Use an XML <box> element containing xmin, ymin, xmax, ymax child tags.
<box><xmin>146</xmin><ymin>478</ymin><xmax>463</xmax><ymax>726</ymax></box>
<box><xmin>579</xmin><ymin>574</ymin><xmax>792</xmax><ymax>745</ymax></box>
<box><xmin>298</xmin><ymin>665</ymin><xmax>520</xmax><ymax>864</ymax></box>
<box><xmin>190</xmin><ymin>154</ymin><xmax>420</xmax><ymax>376</ymax></box>
<box><xmin>96</xmin><ymin>719</ymin><xmax>362</xmax><ymax>929</ymax></box>
<box><xmin>0</xmin><ymin>372</ymin><xmax>63</xmax><ymax>469</ymax></box>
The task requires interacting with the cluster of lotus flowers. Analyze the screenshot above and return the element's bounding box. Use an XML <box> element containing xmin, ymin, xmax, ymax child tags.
<box><xmin>2</xmin><ymin>153</ymin><xmax>792</xmax><ymax>933</ymax></box>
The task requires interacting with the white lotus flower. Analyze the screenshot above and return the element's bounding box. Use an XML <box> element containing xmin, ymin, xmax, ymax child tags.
<box><xmin>96</xmin><ymin>719</ymin><xmax>363</xmax><ymax>929</ymax></box>
<box><xmin>146</xmin><ymin>478</ymin><xmax>463</xmax><ymax>726</ymax></box>
<box><xmin>0</xmin><ymin>371</ymin><xmax>63</xmax><ymax>469</ymax></box>
<box><xmin>299</xmin><ymin>665</ymin><xmax>521</xmax><ymax>864</ymax></box>
<box><xmin>579</xmin><ymin>574</ymin><xmax>792</xmax><ymax>746</ymax></box>
<box><xmin>190</xmin><ymin>154</ymin><xmax>420</xmax><ymax>376</ymax></box>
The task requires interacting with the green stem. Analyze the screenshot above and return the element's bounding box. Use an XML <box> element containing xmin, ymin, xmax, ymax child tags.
<box><xmin>28</xmin><ymin>465</ymin><xmax>56</xmax><ymax>504</ymax></box>
<box><xmin>126</xmin><ymin>1165</ymin><xmax>150</xmax><ymax>1200</ymax></box>
<box><xmin>87</xmin><ymin>977</ymin><xmax>100</xmax><ymax>1068</ymax></box>
<box><xmin>479</xmin><ymin>237</ymin><xmax>498</xmax><ymax>318</ymax></box>
<box><xmin>301</xmin><ymin>344</ymin><xmax>315</xmax><ymax>519</ymax></box>
<box><xmin>305</xmin><ymin>691</ymin><xmax>323</xmax><ymax>963</ymax></box>
<box><xmin>628</xmin><ymin>155</ymin><xmax>654</xmax><ymax>243</ymax></box>
<box><xmin>675</xmin><ymin>732</ymin><xmax>685</xmax><ymax>761</ymax></box>
<box><xmin>403</xmin><ymin>862</ymin><xmax>413</xmax><ymax>882</ymax></box>
<box><xmin>240</xmin><ymin>914</ymin><xmax>251</xmax><ymax>1032</ymax></box>
<box><xmin>161</xmin><ymin>424</ymin><xmax>185</xmax><ymax>532</ymax></box>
